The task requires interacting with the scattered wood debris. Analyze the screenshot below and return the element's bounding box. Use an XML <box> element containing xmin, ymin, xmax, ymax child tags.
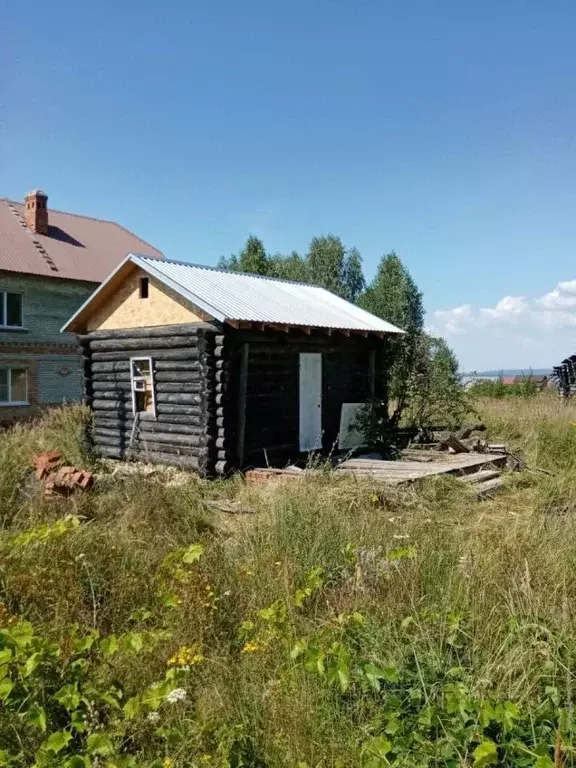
<box><xmin>439</xmin><ymin>435</ymin><xmax>470</xmax><ymax>454</ymax></box>
<box><xmin>33</xmin><ymin>452</ymin><xmax>94</xmax><ymax>497</ymax></box>
<box><xmin>204</xmin><ymin>500</ymin><xmax>256</xmax><ymax>515</ymax></box>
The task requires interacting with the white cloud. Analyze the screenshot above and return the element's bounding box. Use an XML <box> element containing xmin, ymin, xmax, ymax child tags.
<box><xmin>432</xmin><ymin>304</ymin><xmax>473</xmax><ymax>334</ymax></box>
<box><xmin>537</xmin><ymin>280</ymin><xmax>576</xmax><ymax>311</ymax></box>
<box><xmin>431</xmin><ymin>278</ymin><xmax>576</xmax><ymax>370</ymax></box>
<box><xmin>479</xmin><ymin>295</ymin><xmax>528</xmax><ymax>322</ymax></box>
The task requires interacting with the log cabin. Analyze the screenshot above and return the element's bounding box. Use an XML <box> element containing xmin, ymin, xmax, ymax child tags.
<box><xmin>62</xmin><ymin>254</ymin><xmax>404</xmax><ymax>475</ymax></box>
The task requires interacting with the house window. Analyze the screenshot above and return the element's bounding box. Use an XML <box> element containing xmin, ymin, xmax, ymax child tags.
<box><xmin>0</xmin><ymin>368</ymin><xmax>28</xmax><ymax>405</ymax></box>
<box><xmin>130</xmin><ymin>357</ymin><xmax>156</xmax><ymax>417</ymax></box>
<box><xmin>0</xmin><ymin>292</ymin><xmax>23</xmax><ymax>328</ymax></box>
<box><xmin>139</xmin><ymin>277</ymin><xmax>149</xmax><ymax>299</ymax></box>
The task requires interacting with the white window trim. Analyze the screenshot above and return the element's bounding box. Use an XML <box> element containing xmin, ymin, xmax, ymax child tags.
<box><xmin>129</xmin><ymin>357</ymin><xmax>156</xmax><ymax>418</ymax></box>
<box><xmin>0</xmin><ymin>366</ymin><xmax>29</xmax><ymax>406</ymax></box>
<box><xmin>0</xmin><ymin>291</ymin><xmax>24</xmax><ymax>329</ymax></box>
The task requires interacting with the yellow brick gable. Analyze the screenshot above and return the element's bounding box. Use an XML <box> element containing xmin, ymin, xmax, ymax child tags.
<box><xmin>86</xmin><ymin>266</ymin><xmax>206</xmax><ymax>331</ymax></box>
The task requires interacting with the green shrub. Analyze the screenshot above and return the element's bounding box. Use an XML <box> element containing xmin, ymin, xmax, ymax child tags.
<box><xmin>469</xmin><ymin>378</ymin><xmax>539</xmax><ymax>398</ymax></box>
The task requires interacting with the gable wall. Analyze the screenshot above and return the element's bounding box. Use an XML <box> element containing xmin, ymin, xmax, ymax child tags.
<box><xmin>86</xmin><ymin>267</ymin><xmax>205</xmax><ymax>331</ymax></box>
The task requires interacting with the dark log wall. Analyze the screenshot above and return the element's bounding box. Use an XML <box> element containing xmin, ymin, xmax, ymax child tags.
<box><xmin>79</xmin><ymin>323</ymin><xmax>219</xmax><ymax>476</ymax></box>
<box><xmin>221</xmin><ymin>329</ymin><xmax>388</xmax><ymax>468</ymax></box>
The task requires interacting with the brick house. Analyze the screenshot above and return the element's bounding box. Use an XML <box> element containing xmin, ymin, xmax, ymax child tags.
<box><xmin>0</xmin><ymin>190</ymin><xmax>163</xmax><ymax>424</ymax></box>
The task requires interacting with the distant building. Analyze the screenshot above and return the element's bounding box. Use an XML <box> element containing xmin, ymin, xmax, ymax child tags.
<box><xmin>511</xmin><ymin>374</ymin><xmax>549</xmax><ymax>389</ymax></box>
<box><xmin>0</xmin><ymin>190</ymin><xmax>163</xmax><ymax>423</ymax></box>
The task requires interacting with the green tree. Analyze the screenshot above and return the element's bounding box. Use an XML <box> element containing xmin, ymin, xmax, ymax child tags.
<box><xmin>306</xmin><ymin>235</ymin><xmax>365</xmax><ymax>300</ymax></box>
<box><xmin>359</xmin><ymin>252</ymin><xmax>424</xmax><ymax>425</ymax></box>
<box><xmin>342</xmin><ymin>246</ymin><xmax>365</xmax><ymax>303</ymax></box>
<box><xmin>218</xmin><ymin>235</ymin><xmax>271</xmax><ymax>275</ymax></box>
<box><xmin>404</xmin><ymin>335</ymin><xmax>474</xmax><ymax>428</ymax></box>
<box><xmin>269</xmin><ymin>251</ymin><xmax>309</xmax><ymax>282</ymax></box>
<box><xmin>218</xmin><ymin>253</ymin><xmax>239</xmax><ymax>271</ymax></box>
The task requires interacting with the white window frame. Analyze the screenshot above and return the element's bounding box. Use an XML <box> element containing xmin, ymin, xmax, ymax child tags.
<box><xmin>0</xmin><ymin>292</ymin><xmax>24</xmax><ymax>329</ymax></box>
<box><xmin>129</xmin><ymin>357</ymin><xmax>156</xmax><ymax>418</ymax></box>
<box><xmin>0</xmin><ymin>367</ymin><xmax>29</xmax><ymax>406</ymax></box>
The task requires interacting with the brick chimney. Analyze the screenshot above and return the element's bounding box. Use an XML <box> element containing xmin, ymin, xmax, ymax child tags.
<box><xmin>24</xmin><ymin>189</ymin><xmax>49</xmax><ymax>235</ymax></box>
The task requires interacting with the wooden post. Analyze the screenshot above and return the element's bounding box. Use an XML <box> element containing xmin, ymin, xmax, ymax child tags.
<box><xmin>368</xmin><ymin>348</ymin><xmax>377</xmax><ymax>438</ymax></box>
<box><xmin>236</xmin><ymin>342</ymin><xmax>249</xmax><ymax>468</ymax></box>
<box><xmin>368</xmin><ymin>348</ymin><xmax>376</xmax><ymax>401</ymax></box>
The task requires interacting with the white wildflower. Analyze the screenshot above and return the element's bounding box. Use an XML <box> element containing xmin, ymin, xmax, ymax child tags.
<box><xmin>393</xmin><ymin>534</ymin><xmax>409</xmax><ymax>540</ymax></box>
<box><xmin>388</xmin><ymin>517</ymin><xmax>396</xmax><ymax>524</ymax></box>
<box><xmin>166</xmin><ymin>687</ymin><xmax>187</xmax><ymax>704</ymax></box>
<box><xmin>223</xmin><ymin>590</ymin><xmax>231</xmax><ymax>597</ymax></box>
<box><xmin>147</xmin><ymin>711</ymin><xmax>160</xmax><ymax>723</ymax></box>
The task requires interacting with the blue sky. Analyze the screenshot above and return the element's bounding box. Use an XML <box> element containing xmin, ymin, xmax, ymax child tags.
<box><xmin>3</xmin><ymin>0</ymin><xmax>576</xmax><ymax>370</ymax></box>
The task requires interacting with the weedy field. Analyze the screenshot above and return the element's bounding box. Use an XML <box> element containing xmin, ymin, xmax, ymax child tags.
<box><xmin>2</xmin><ymin>399</ymin><xmax>576</xmax><ymax>767</ymax></box>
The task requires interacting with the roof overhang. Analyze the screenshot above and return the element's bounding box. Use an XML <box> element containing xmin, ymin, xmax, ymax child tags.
<box><xmin>223</xmin><ymin>319</ymin><xmax>396</xmax><ymax>338</ymax></box>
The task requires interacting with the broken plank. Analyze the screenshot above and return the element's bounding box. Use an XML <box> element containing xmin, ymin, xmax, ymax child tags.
<box><xmin>204</xmin><ymin>500</ymin><xmax>256</xmax><ymax>515</ymax></box>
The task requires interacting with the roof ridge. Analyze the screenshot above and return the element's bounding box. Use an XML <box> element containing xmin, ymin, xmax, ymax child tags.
<box><xmin>137</xmin><ymin>254</ymin><xmax>325</xmax><ymax>290</ymax></box>
<box><xmin>8</xmin><ymin>198</ymin><xmax>122</xmax><ymax>226</ymax></box>
<box><xmin>7</xmin><ymin>199</ymin><xmax>163</xmax><ymax>256</ymax></box>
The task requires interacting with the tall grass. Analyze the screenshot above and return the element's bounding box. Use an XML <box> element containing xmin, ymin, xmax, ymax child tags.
<box><xmin>2</xmin><ymin>400</ymin><xmax>576</xmax><ymax>765</ymax></box>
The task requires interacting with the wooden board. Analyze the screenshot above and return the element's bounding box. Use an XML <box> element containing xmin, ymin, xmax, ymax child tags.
<box><xmin>336</xmin><ymin>452</ymin><xmax>507</xmax><ymax>484</ymax></box>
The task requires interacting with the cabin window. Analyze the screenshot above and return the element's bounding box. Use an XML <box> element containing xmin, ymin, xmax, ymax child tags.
<box><xmin>139</xmin><ymin>277</ymin><xmax>149</xmax><ymax>299</ymax></box>
<box><xmin>0</xmin><ymin>292</ymin><xmax>23</xmax><ymax>327</ymax></box>
<box><xmin>130</xmin><ymin>357</ymin><xmax>156</xmax><ymax>417</ymax></box>
<box><xmin>0</xmin><ymin>368</ymin><xmax>28</xmax><ymax>405</ymax></box>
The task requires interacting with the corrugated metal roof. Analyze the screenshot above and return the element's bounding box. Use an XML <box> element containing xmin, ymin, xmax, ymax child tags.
<box><xmin>0</xmin><ymin>198</ymin><xmax>163</xmax><ymax>282</ymax></box>
<box><xmin>133</xmin><ymin>255</ymin><xmax>403</xmax><ymax>333</ymax></box>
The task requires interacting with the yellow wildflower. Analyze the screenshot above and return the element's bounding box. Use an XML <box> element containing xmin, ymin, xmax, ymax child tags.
<box><xmin>163</xmin><ymin>759</ymin><xmax>173</xmax><ymax>768</ymax></box>
<box><xmin>167</xmin><ymin>644</ymin><xmax>205</xmax><ymax>668</ymax></box>
<box><xmin>241</xmin><ymin>639</ymin><xmax>267</xmax><ymax>654</ymax></box>
<box><xmin>0</xmin><ymin>603</ymin><xmax>16</xmax><ymax>627</ymax></box>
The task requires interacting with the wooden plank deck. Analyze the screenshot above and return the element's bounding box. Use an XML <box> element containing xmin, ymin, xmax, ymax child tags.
<box><xmin>336</xmin><ymin>452</ymin><xmax>507</xmax><ymax>484</ymax></box>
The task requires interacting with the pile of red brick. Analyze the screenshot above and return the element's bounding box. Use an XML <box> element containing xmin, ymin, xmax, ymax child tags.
<box><xmin>245</xmin><ymin>467</ymin><xmax>304</xmax><ymax>484</ymax></box>
<box><xmin>34</xmin><ymin>451</ymin><xmax>94</xmax><ymax>497</ymax></box>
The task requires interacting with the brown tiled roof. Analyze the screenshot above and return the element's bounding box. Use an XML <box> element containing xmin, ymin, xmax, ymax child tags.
<box><xmin>0</xmin><ymin>197</ymin><xmax>163</xmax><ymax>283</ymax></box>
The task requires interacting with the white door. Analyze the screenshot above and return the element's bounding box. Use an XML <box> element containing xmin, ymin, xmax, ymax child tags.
<box><xmin>299</xmin><ymin>353</ymin><xmax>322</xmax><ymax>451</ymax></box>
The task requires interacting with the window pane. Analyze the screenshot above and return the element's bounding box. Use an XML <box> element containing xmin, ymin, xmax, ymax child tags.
<box><xmin>6</xmin><ymin>294</ymin><xmax>22</xmax><ymax>327</ymax></box>
<box><xmin>0</xmin><ymin>293</ymin><xmax>5</xmax><ymax>325</ymax></box>
<box><xmin>11</xmin><ymin>369</ymin><xmax>27</xmax><ymax>402</ymax></box>
<box><xmin>0</xmin><ymin>370</ymin><xmax>8</xmax><ymax>402</ymax></box>
<box><xmin>132</xmin><ymin>359</ymin><xmax>151</xmax><ymax>377</ymax></box>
